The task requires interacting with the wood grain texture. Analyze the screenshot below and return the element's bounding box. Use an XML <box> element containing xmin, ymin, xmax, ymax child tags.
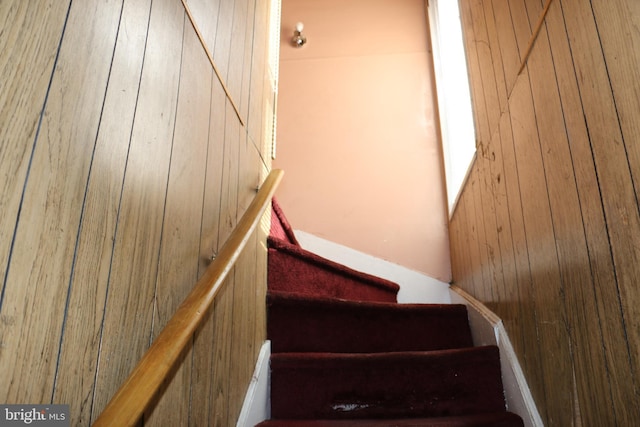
<box><xmin>246</xmin><ymin>0</ymin><xmax>271</xmax><ymax>161</ymax></box>
<box><xmin>0</xmin><ymin>0</ymin><xmax>122</xmax><ymax>404</ymax></box>
<box><xmin>0</xmin><ymin>0</ymin><xmax>275</xmax><ymax>424</ymax></box>
<box><xmin>90</xmin><ymin>0</ymin><xmax>186</xmax><ymax>419</ymax></box>
<box><xmin>182</xmin><ymin>0</ymin><xmax>245</xmax><ymax>126</ymax></box>
<box><xmin>143</xmin><ymin>14</ymin><xmax>211</xmax><ymax>426</ymax></box>
<box><xmin>0</xmin><ymin>1</ymin><xmax>70</xmax><ymax>303</ymax></box>
<box><xmin>93</xmin><ymin>169</ymin><xmax>283</xmax><ymax>426</ymax></box>
<box><xmin>51</xmin><ymin>1</ymin><xmax>152</xmax><ymax>424</ymax></box>
<box><xmin>454</xmin><ymin>0</ymin><xmax>640</xmax><ymax>423</ymax></box>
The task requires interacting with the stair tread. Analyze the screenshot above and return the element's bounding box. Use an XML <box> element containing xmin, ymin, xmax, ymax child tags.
<box><xmin>268</xmin><ymin>290</ymin><xmax>473</xmax><ymax>353</ymax></box>
<box><xmin>270</xmin><ymin>346</ymin><xmax>506</xmax><ymax>420</ymax></box>
<box><xmin>257</xmin><ymin>411</ymin><xmax>524</xmax><ymax>427</ymax></box>
<box><xmin>268</xmin><ymin>236</ymin><xmax>399</xmax><ymax>302</ymax></box>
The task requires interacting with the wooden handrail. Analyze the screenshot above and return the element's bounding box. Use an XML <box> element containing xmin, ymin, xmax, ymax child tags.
<box><xmin>93</xmin><ymin>169</ymin><xmax>284</xmax><ymax>427</ymax></box>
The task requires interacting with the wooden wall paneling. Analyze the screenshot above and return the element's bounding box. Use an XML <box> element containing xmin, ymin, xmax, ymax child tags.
<box><xmin>591</xmin><ymin>1</ymin><xmax>640</xmax><ymax>202</ymax></box>
<box><xmin>508</xmin><ymin>0</ymin><xmax>533</xmax><ymax>66</ymax></box>
<box><xmin>496</xmin><ymin>111</ymin><xmax>545</xmax><ymax>391</ymax></box>
<box><xmin>459</xmin><ymin>0</ymin><xmax>489</xmax><ymax>148</ymax></box>
<box><xmin>0</xmin><ymin>0</ymin><xmax>122</xmax><ymax>404</ymax></box>
<box><xmin>559</xmin><ymin>0</ymin><xmax>640</xmax><ymax>418</ymax></box>
<box><xmin>227</xmin><ymin>230</ymin><xmax>258</xmax><ymax>426</ymax></box>
<box><xmin>458</xmin><ymin>2</ymin><xmax>492</xmax><ymax>304</ymax></box>
<box><xmin>254</xmin><ymin>216</ymin><xmax>269</xmax><ymax>347</ymax></box>
<box><xmin>466</xmin><ymin>166</ymin><xmax>493</xmax><ymax>303</ymax></box>
<box><xmin>490</xmin><ymin>0</ymin><xmax>521</xmax><ymax>96</ymax></box>
<box><xmin>190</xmin><ymin>80</ymin><xmax>227</xmax><ymax>425</ymax></box>
<box><xmin>209</xmin><ymin>274</ymin><xmax>235</xmax><ymax>426</ymax></box>
<box><xmin>547</xmin><ymin>0</ymin><xmax>640</xmax><ymax>421</ymax></box>
<box><xmin>143</xmin><ymin>16</ymin><xmax>212</xmax><ymax>426</ymax></box>
<box><xmin>589</xmin><ymin>0</ymin><xmax>640</xmax><ymax>407</ymax></box>
<box><xmin>51</xmin><ymin>1</ymin><xmax>152</xmax><ymax>424</ymax></box>
<box><xmin>450</xmin><ymin>192</ymin><xmax>475</xmax><ymax>295</ymax></box>
<box><xmin>219</xmin><ymin>102</ymin><xmax>242</xmax><ymax>244</ymax></box>
<box><xmin>206</xmin><ymin>99</ymin><xmax>243</xmax><ymax>424</ymax></box>
<box><xmin>226</xmin><ymin>0</ymin><xmax>250</xmax><ymax>110</ymax></box>
<box><xmin>482</xmin><ymin>1</ymin><xmax>508</xmax><ymax>113</ymax></box>
<box><xmin>229</xmin><ymin>133</ymin><xmax>263</xmax><ymax>419</ymax></box>
<box><xmin>247</xmin><ymin>0</ymin><xmax>268</xmax><ymax>155</ymax></box>
<box><xmin>240</xmin><ymin>0</ymin><xmax>258</xmax><ymax>122</ymax></box>
<box><xmin>448</xmin><ymin>206</ymin><xmax>463</xmax><ymax>289</ymax></box>
<box><xmin>484</xmin><ymin>123</ymin><xmax>519</xmax><ymax>342</ymax></box>
<box><xmin>508</xmin><ymin>75</ymin><xmax>572</xmax><ymax>425</ymax></box>
<box><xmin>521</xmin><ymin>0</ymin><xmax>619</xmax><ymax>423</ymax></box>
<box><xmin>90</xmin><ymin>0</ymin><xmax>185</xmax><ymax>419</ymax></box>
<box><xmin>184</xmin><ymin>0</ymin><xmax>222</xmax><ymax>51</ymax></box>
<box><xmin>468</xmin><ymin>0</ymin><xmax>501</xmax><ymax>140</ymax></box>
<box><xmin>213</xmin><ymin>0</ymin><xmax>236</xmax><ymax>83</ymax></box>
<box><xmin>458</xmin><ymin>172</ymin><xmax>478</xmax><ymax>299</ymax></box>
<box><xmin>0</xmin><ymin>1</ymin><xmax>70</xmax><ymax>296</ymax></box>
<box><xmin>475</xmin><ymin>130</ymin><xmax>506</xmax><ymax>309</ymax></box>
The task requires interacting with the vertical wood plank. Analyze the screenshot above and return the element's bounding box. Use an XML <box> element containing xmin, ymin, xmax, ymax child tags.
<box><xmin>248</xmin><ymin>0</ymin><xmax>270</xmax><ymax>160</ymax></box>
<box><xmin>490</xmin><ymin>0</ymin><xmax>521</xmax><ymax>95</ymax></box>
<box><xmin>226</xmin><ymin>0</ymin><xmax>250</xmax><ymax>106</ymax></box>
<box><xmin>482</xmin><ymin>1</ymin><xmax>508</xmax><ymax>112</ymax></box>
<box><xmin>590</xmin><ymin>0</ymin><xmax>640</xmax><ymax>202</ymax></box>
<box><xmin>0</xmin><ymin>0</ymin><xmax>122</xmax><ymax>404</ymax></box>
<box><xmin>254</xmin><ymin>214</ymin><xmax>269</xmax><ymax>349</ymax></box>
<box><xmin>509</xmin><ymin>75</ymin><xmax>572</xmax><ymax>425</ymax></box>
<box><xmin>496</xmin><ymin>110</ymin><xmax>545</xmax><ymax>397</ymax></box>
<box><xmin>190</xmin><ymin>81</ymin><xmax>227</xmax><ymax>426</ymax></box>
<box><xmin>51</xmin><ymin>1</ymin><xmax>152</xmax><ymax>424</ymax></box>
<box><xmin>209</xmin><ymin>274</ymin><xmax>235</xmax><ymax>426</ymax></box>
<box><xmin>240</xmin><ymin>0</ymin><xmax>257</xmax><ymax>121</ymax></box>
<box><xmin>0</xmin><ymin>1</ymin><xmax>70</xmax><ymax>299</ymax></box>
<box><xmin>559</xmin><ymin>0</ymin><xmax>640</xmax><ymax>419</ymax></box>
<box><xmin>459</xmin><ymin>0</ymin><xmax>490</xmax><ymax>148</ymax></box>
<box><xmin>90</xmin><ymin>0</ymin><xmax>185</xmax><ymax>419</ymax></box>
<box><xmin>468</xmin><ymin>0</ymin><xmax>501</xmax><ymax>140</ymax></box>
<box><xmin>588</xmin><ymin>0</ymin><xmax>640</xmax><ymax>409</ymax></box>
<box><xmin>227</xmin><ymin>230</ymin><xmax>258</xmax><ymax>426</ymax></box>
<box><xmin>465</xmin><ymin>165</ymin><xmax>490</xmax><ymax>302</ymax></box>
<box><xmin>521</xmin><ymin>0</ymin><xmax>620</xmax><ymax>422</ymax></box>
<box><xmin>213</xmin><ymin>0</ymin><xmax>236</xmax><ymax>81</ymax></box>
<box><xmin>475</xmin><ymin>132</ymin><xmax>506</xmax><ymax>310</ymax></box>
<box><xmin>184</xmin><ymin>0</ymin><xmax>222</xmax><ymax>52</ymax></box>
<box><xmin>144</xmin><ymin>14</ymin><xmax>211</xmax><ymax>426</ymax></box>
<box><xmin>484</xmin><ymin>123</ymin><xmax>519</xmax><ymax>344</ymax></box>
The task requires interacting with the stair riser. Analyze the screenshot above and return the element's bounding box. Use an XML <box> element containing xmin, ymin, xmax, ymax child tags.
<box><xmin>270</xmin><ymin>347</ymin><xmax>506</xmax><ymax>420</ymax></box>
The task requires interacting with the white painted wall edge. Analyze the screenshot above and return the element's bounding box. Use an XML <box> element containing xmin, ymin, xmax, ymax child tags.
<box><xmin>294</xmin><ymin>230</ymin><xmax>451</xmax><ymax>304</ymax></box>
<box><xmin>450</xmin><ymin>286</ymin><xmax>544</xmax><ymax>427</ymax></box>
<box><xmin>236</xmin><ymin>341</ymin><xmax>271</xmax><ymax>427</ymax></box>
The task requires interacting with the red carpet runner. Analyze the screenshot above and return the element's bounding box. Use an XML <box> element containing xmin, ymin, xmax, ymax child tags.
<box><xmin>258</xmin><ymin>200</ymin><xmax>524</xmax><ymax>427</ymax></box>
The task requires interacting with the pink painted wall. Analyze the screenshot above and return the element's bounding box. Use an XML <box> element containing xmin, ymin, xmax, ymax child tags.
<box><xmin>274</xmin><ymin>0</ymin><xmax>451</xmax><ymax>281</ymax></box>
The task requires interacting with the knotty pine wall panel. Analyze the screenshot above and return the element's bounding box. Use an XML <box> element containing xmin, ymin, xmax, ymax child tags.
<box><xmin>453</xmin><ymin>0</ymin><xmax>640</xmax><ymax>424</ymax></box>
<box><xmin>0</xmin><ymin>0</ymin><xmax>274</xmax><ymax>425</ymax></box>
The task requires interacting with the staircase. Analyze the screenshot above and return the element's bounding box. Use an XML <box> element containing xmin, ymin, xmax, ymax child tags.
<box><xmin>257</xmin><ymin>200</ymin><xmax>524</xmax><ymax>427</ymax></box>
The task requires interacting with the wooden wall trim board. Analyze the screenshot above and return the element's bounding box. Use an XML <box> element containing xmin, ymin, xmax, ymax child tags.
<box><xmin>453</xmin><ymin>0</ymin><xmax>640</xmax><ymax>424</ymax></box>
<box><xmin>449</xmin><ymin>286</ymin><xmax>543</xmax><ymax>427</ymax></box>
<box><xmin>517</xmin><ymin>0</ymin><xmax>553</xmax><ymax>74</ymax></box>
<box><xmin>181</xmin><ymin>0</ymin><xmax>245</xmax><ymax>126</ymax></box>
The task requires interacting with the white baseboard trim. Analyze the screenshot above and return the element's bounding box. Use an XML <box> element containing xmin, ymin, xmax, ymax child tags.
<box><xmin>294</xmin><ymin>230</ymin><xmax>451</xmax><ymax>304</ymax></box>
<box><xmin>236</xmin><ymin>341</ymin><xmax>271</xmax><ymax>427</ymax></box>
<box><xmin>449</xmin><ymin>286</ymin><xmax>544</xmax><ymax>427</ymax></box>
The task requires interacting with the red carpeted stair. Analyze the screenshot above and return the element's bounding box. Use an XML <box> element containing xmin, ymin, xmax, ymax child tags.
<box><xmin>257</xmin><ymin>200</ymin><xmax>523</xmax><ymax>427</ymax></box>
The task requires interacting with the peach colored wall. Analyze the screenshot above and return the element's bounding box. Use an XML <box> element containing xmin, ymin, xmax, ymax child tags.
<box><xmin>274</xmin><ymin>0</ymin><xmax>450</xmax><ymax>281</ymax></box>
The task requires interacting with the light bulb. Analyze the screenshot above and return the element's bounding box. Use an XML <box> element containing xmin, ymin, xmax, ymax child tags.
<box><xmin>295</xmin><ymin>22</ymin><xmax>304</xmax><ymax>33</ymax></box>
